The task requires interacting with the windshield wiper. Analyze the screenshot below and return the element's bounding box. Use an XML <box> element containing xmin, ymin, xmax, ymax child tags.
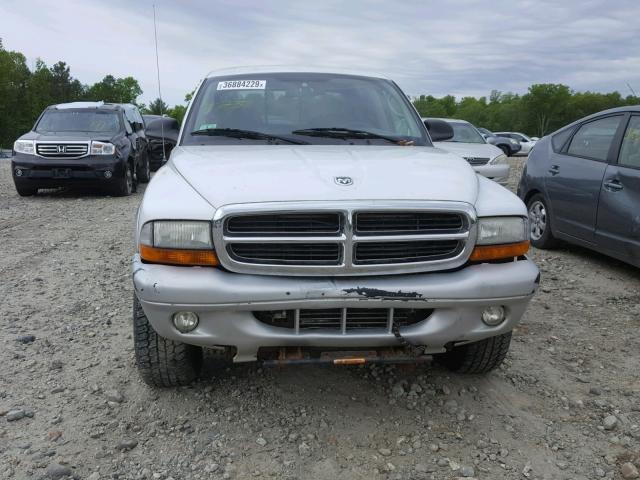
<box><xmin>291</xmin><ymin>128</ymin><xmax>410</xmax><ymax>145</ymax></box>
<box><xmin>190</xmin><ymin>128</ymin><xmax>308</xmax><ymax>145</ymax></box>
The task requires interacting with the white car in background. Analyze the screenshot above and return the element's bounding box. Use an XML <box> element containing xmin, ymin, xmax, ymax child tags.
<box><xmin>494</xmin><ymin>131</ymin><xmax>538</xmax><ymax>155</ymax></box>
<box><xmin>423</xmin><ymin>118</ymin><xmax>510</xmax><ymax>186</ymax></box>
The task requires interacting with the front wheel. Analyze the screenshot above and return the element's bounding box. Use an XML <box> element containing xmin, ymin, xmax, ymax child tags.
<box><xmin>527</xmin><ymin>193</ymin><xmax>558</xmax><ymax>249</ymax></box>
<box><xmin>136</xmin><ymin>151</ymin><xmax>151</xmax><ymax>183</ymax></box>
<box><xmin>434</xmin><ymin>331</ymin><xmax>512</xmax><ymax>374</ymax></box>
<box><xmin>133</xmin><ymin>296</ymin><xmax>203</xmax><ymax>387</ymax></box>
<box><xmin>111</xmin><ymin>163</ymin><xmax>134</xmax><ymax>196</ymax></box>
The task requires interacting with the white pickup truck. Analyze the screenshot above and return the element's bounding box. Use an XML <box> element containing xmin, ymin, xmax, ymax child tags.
<box><xmin>132</xmin><ymin>67</ymin><xmax>539</xmax><ymax>387</ymax></box>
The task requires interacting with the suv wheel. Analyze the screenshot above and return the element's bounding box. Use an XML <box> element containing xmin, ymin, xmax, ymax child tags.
<box><xmin>133</xmin><ymin>296</ymin><xmax>203</xmax><ymax>387</ymax></box>
<box><xmin>112</xmin><ymin>163</ymin><xmax>134</xmax><ymax>196</ymax></box>
<box><xmin>435</xmin><ymin>331</ymin><xmax>512</xmax><ymax>374</ymax></box>
<box><xmin>15</xmin><ymin>183</ymin><xmax>38</xmax><ymax>196</ymax></box>
<box><xmin>137</xmin><ymin>151</ymin><xmax>151</xmax><ymax>183</ymax></box>
<box><xmin>527</xmin><ymin>193</ymin><xmax>558</xmax><ymax>248</ymax></box>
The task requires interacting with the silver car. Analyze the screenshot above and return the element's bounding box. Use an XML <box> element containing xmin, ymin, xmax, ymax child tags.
<box><xmin>132</xmin><ymin>68</ymin><xmax>539</xmax><ymax>387</ymax></box>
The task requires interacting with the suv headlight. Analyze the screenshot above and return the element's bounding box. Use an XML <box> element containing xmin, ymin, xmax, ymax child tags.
<box><xmin>489</xmin><ymin>153</ymin><xmax>508</xmax><ymax>165</ymax></box>
<box><xmin>90</xmin><ymin>141</ymin><xmax>116</xmax><ymax>155</ymax></box>
<box><xmin>14</xmin><ymin>140</ymin><xmax>35</xmax><ymax>155</ymax></box>
<box><xmin>139</xmin><ymin>220</ymin><xmax>218</xmax><ymax>266</ymax></box>
<box><xmin>471</xmin><ymin>216</ymin><xmax>529</xmax><ymax>261</ymax></box>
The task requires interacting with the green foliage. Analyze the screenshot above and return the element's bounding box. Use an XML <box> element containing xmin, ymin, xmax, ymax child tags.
<box><xmin>413</xmin><ymin>84</ymin><xmax>640</xmax><ymax>137</ymax></box>
<box><xmin>84</xmin><ymin>75</ymin><xmax>142</xmax><ymax>104</ymax></box>
<box><xmin>146</xmin><ymin>97</ymin><xmax>169</xmax><ymax>115</ymax></box>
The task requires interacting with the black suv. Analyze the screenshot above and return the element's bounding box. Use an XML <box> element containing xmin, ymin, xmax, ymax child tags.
<box><xmin>12</xmin><ymin>102</ymin><xmax>150</xmax><ymax>196</ymax></box>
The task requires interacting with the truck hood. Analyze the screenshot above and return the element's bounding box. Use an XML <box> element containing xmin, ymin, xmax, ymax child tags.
<box><xmin>433</xmin><ymin>141</ymin><xmax>503</xmax><ymax>161</ymax></box>
<box><xmin>170</xmin><ymin>145</ymin><xmax>479</xmax><ymax>208</ymax></box>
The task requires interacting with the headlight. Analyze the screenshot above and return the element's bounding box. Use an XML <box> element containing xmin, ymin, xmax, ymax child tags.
<box><xmin>90</xmin><ymin>141</ymin><xmax>116</xmax><ymax>155</ymax></box>
<box><xmin>476</xmin><ymin>217</ymin><xmax>528</xmax><ymax>245</ymax></box>
<box><xmin>471</xmin><ymin>217</ymin><xmax>530</xmax><ymax>262</ymax></box>
<box><xmin>14</xmin><ymin>140</ymin><xmax>35</xmax><ymax>155</ymax></box>
<box><xmin>139</xmin><ymin>220</ymin><xmax>218</xmax><ymax>266</ymax></box>
<box><xmin>490</xmin><ymin>154</ymin><xmax>508</xmax><ymax>165</ymax></box>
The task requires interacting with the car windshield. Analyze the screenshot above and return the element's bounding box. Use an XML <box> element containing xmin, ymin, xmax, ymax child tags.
<box><xmin>182</xmin><ymin>73</ymin><xmax>429</xmax><ymax>146</ymax></box>
<box><xmin>36</xmin><ymin>110</ymin><xmax>121</xmax><ymax>133</ymax></box>
<box><xmin>445</xmin><ymin>122</ymin><xmax>486</xmax><ymax>144</ymax></box>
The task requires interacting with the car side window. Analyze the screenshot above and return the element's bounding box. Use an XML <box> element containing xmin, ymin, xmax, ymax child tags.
<box><xmin>552</xmin><ymin>127</ymin><xmax>574</xmax><ymax>152</ymax></box>
<box><xmin>566</xmin><ymin>115</ymin><xmax>622</xmax><ymax>161</ymax></box>
<box><xmin>618</xmin><ymin>116</ymin><xmax>640</xmax><ymax>168</ymax></box>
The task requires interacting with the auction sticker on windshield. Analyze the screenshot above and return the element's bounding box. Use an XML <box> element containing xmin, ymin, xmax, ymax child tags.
<box><xmin>217</xmin><ymin>80</ymin><xmax>266</xmax><ymax>90</ymax></box>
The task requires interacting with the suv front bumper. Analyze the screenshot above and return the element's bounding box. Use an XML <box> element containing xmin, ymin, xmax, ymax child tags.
<box><xmin>132</xmin><ymin>255</ymin><xmax>539</xmax><ymax>362</ymax></box>
<box><xmin>11</xmin><ymin>154</ymin><xmax>126</xmax><ymax>185</ymax></box>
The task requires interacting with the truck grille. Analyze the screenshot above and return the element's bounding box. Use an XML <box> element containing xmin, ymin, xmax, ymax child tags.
<box><xmin>36</xmin><ymin>142</ymin><xmax>89</xmax><ymax>158</ymax></box>
<box><xmin>214</xmin><ymin>202</ymin><xmax>476</xmax><ymax>275</ymax></box>
<box><xmin>463</xmin><ymin>157</ymin><xmax>490</xmax><ymax>166</ymax></box>
<box><xmin>228</xmin><ymin>243</ymin><xmax>341</xmax><ymax>265</ymax></box>
<box><xmin>354</xmin><ymin>240</ymin><xmax>462</xmax><ymax>264</ymax></box>
<box><xmin>254</xmin><ymin>308</ymin><xmax>433</xmax><ymax>332</ymax></box>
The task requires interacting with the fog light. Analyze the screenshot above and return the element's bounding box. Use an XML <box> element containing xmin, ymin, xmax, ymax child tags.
<box><xmin>482</xmin><ymin>306</ymin><xmax>506</xmax><ymax>326</ymax></box>
<box><xmin>15</xmin><ymin>168</ymin><xmax>23</xmax><ymax>177</ymax></box>
<box><xmin>172</xmin><ymin>311</ymin><xmax>199</xmax><ymax>333</ymax></box>
<box><xmin>104</xmin><ymin>170</ymin><xmax>113</xmax><ymax>179</ymax></box>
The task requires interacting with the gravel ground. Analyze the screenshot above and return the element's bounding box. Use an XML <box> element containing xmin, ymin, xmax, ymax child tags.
<box><xmin>1</xmin><ymin>157</ymin><xmax>639</xmax><ymax>480</ymax></box>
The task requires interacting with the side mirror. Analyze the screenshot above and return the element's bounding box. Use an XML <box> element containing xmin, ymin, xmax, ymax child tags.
<box><xmin>424</xmin><ymin>119</ymin><xmax>454</xmax><ymax>142</ymax></box>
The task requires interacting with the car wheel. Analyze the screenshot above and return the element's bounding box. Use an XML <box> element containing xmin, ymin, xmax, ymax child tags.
<box><xmin>137</xmin><ymin>151</ymin><xmax>151</xmax><ymax>183</ymax></box>
<box><xmin>112</xmin><ymin>163</ymin><xmax>134</xmax><ymax>197</ymax></box>
<box><xmin>527</xmin><ymin>193</ymin><xmax>558</xmax><ymax>249</ymax></box>
<box><xmin>133</xmin><ymin>295</ymin><xmax>203</xmax><ymax>387</ymax></box>
<box><xmin>15</xmin><ymin>183</ymin><xmax>38</xmax><ymax>196</ymax></box>
<box><xmin>498</xmin><ymin>145</ymin><xmax>511</xmax><ymax>156</ymax></box>
<box><xmin>434</xmin><ymin>331</ymin><xmax>512</xmax><ymax>374</ymax></box>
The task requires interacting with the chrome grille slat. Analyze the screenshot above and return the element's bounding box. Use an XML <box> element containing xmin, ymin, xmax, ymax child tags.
<box><xmin>463</xmin><ymin>157</ymin><xmax>490</xmax><ymax>166</ymax></box>
<box><xmin>35</xmin><ymin>142</ymin><xmax>89</xmax><ymax>158</ymax></box>
<box><xmin>213</xmin><ymin>202</ymin><xmax>477</xmax><ymax>276</ymax></box>
<box><xmin>254</xmin><ymin>308</ymin><xmax>433</xmax><ymax>332</ymax></box>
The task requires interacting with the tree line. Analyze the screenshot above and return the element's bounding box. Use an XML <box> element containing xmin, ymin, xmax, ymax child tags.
<box><xmin>412</xmin><ymin>84</ymin><xmax>640</xmax><ymax>137</ymax></box>
<box><xmin>2</xmin><ymin>39</ymin><xmax>639</xmax><ymax>148</ymax></box>
<box><xmin>0</xmin><ymin>40</ymin><xmax>187</xmax><ymax>148</ymax></box>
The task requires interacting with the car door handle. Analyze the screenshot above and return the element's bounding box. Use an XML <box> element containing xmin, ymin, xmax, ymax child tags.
<box><xmin>548</xmin><ymin>165</ymin><xmax>560</xmax><ymax>175</ymax></box>
<box><xmin>603</xmin><ymin>180</ymin><xmax>623</xmax><ymax>192</ymax></box>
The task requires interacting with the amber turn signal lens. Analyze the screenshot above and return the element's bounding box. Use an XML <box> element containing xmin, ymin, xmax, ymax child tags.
<box><xmin>140</xmin><ymin>244</ymin><xmax>219</xmax><ymax>266</ymax></box>
<box><xmin>470</xmin><ymin>241</ymin><xmax>530</xmax><ymax>262</ymax></box>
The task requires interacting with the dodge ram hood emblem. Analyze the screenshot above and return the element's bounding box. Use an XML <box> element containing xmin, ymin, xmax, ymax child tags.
<box><xmin>334</xmin><ymin>176</ymin><xmax>353</xmax><ymax>186</ymax></box>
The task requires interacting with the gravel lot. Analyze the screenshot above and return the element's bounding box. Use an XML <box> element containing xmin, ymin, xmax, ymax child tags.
<box><xmin>1</xmin><ymin>157</ymin><xmax>639</xmax><ymax>480</ymax></box>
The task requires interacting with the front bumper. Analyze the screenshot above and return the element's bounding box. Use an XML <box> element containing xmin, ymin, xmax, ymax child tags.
<box><xmin>132</xmin><ymin>255</ymin><xmax>540</xmax><ymax>362</ymax></box>
<box><xmin>11</xmin><ymin>154</ymin><xmax>126</xmax><ymax>183</ymax></box>
<box><xmin>474</xmin><ymin>163</ymin><xmax>510</xmax><ymax>185</ymax></box>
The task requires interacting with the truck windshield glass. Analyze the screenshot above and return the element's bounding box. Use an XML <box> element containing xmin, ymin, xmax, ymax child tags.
<box><xmin>36</xmin><ymin>110</ymin><xmax>121</xmax><ymax>133</ymax></box>
<box><xmin>446</xmin><ymin>123</ymin><xmax>486</xmax><ymax>144</ymax></box>
<box><xmin>182</xmin><ymin>73</ymin><xmax>429</xmax><ymax>146</ymax></box>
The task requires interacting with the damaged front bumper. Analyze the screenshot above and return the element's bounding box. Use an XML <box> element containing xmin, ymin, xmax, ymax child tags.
<box><xmin>132</xmin><ymin>255</ymin><xmax>540</xmax><ymax>362</ymax></box>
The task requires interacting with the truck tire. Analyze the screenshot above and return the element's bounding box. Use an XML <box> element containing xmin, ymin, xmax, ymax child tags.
<box><xmin>133</xmin><ymin>296</ymin><xmax>203</xmax><ymax>387</ymax></box>
<box><xmin>527</xmin><ymin>193</ymin><xmax>558</xmax><ymax>249</ymax></box>
<box><xmin>112</xmin><ymin>162</ymin><xmax>134</xmax><ymax>196</ymax></box>
<box><xmin>15</xmin><ymin>183</ymin><xmax>38</xmax><ymax>196</ymax></box>
<box><xmin>435</xmin><ymin>331</ymin><xmax>512</xmax><ymax>374</ymax></box>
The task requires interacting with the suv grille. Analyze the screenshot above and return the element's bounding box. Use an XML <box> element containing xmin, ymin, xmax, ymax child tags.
<box><xmin>215</xmin><ymin>203</ymin><xmax>475</xmax><ymax>275</ymax></box>
<box><xmin>36</xmin><ymin>143</ymin><xmax>89</xmax><ymax>158</ymax></box>
<box><xmin>254</xmin><ymin>308</ymin><xmax>432</xmax><ymax>332</ymax></box>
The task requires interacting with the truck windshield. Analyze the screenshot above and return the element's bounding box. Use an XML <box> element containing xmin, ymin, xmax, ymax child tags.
<box><xmin>36</xmin><ymin>110</ymin><xmax>121</xmax><ymax>134</ymax></box>
<box><xmin>445</xmin><ymin>123</ymin><xmax>486</xmax><ymax>144</ymax></box>
<box><xmin>182</xmin><ymin>73</ymin><xmax>429</xmax><ymax>146</ymax></box>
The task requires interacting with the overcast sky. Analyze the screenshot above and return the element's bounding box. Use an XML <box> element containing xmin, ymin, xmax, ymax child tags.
<box><xmin>1</xmin><ymin>0</ymin><xmax>639</xmax><ymax>106</ymax></box>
